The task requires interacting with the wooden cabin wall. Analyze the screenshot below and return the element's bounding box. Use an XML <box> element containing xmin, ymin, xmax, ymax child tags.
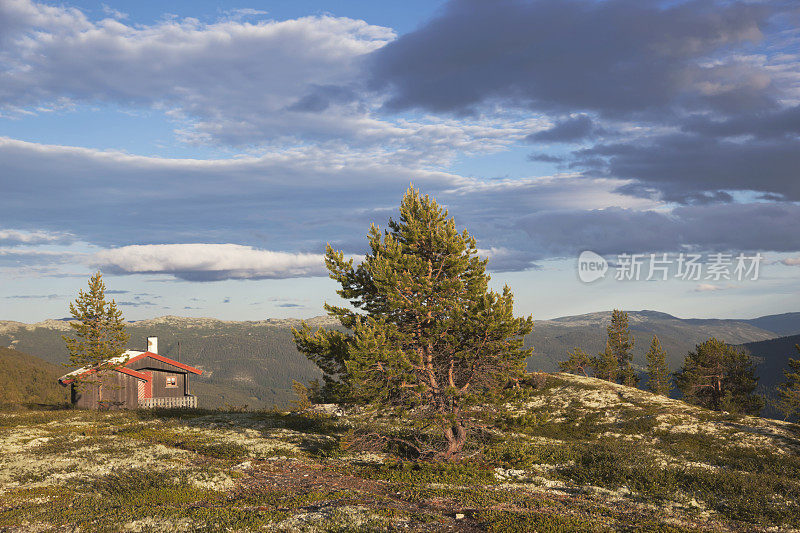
<box><xmin>149</xmin><ymin>370</ymin><xmax>186</xmax><ymax>398</ymax></box>
<box><xmin>71</xmin><ymin>370</ymin><xmax>139</xmax><ymax>409</ymax></box>
<box><xmin>127</xmin><ymin>357</ymin><xmax>190</xmax><ymax>398</ymax></box>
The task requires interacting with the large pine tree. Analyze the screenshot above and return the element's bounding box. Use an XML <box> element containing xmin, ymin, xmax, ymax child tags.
<box><xmin>607</xmin><ymin>309</ymin><xmax>636</xmax><ymax>386</ymax></box>
<box><xmin>63</xmin><ymin>272</ymin><xmax>130</xmax><ymax>405</ymax></box>
<box><xmin>645</xmin><ymin>335</ymin><xmax>671</xmax><ymax>396</ymax></box>
<box><xmin>293</xmin><ymin>187</ymin><xmax>533</xmax><ymax>459</ymax></box>
<box><xmin>675</xmin><ymin>337</ymin><xmax>763</xmax><ymax>415</ymax></box>
<box><xmin>775</xmin><ymin>345</ymin><xmax>800</xmax><ymax>421</ymax></box>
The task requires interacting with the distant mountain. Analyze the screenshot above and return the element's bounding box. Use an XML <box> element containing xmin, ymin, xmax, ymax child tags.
<box><xmin>527</xmin><ymin>309</ymin><xmax>780</xmax><ymax>374</ymax></box>
<box><xmin>740</xmin><ymin>313</ymin><xmax>800</xmax><ymax>337</ymax></box>
<box><xmin>1</xmin><ymin>310</ymin><xmax>795</xmax><ymax>410</ymax></box>
<box><xmin>0</xmin><ymin>316</ymin><xmax>333</xmax><ymax>409</ymax></box>
<box><xmin>741</xmin><ymin>333</ymin><xmax>800</xmax><ymax>415</ymax></box>
<box><xmin>0</xmin><ymin>347</ymin><xmax>69</xmax><ymax>406</ymax></box>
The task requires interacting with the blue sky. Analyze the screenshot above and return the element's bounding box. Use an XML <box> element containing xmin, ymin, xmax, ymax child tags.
<box><xmin>1</xmin><ymin>0</ymin><xmax>799</xmax><ymax>323</ymax></box>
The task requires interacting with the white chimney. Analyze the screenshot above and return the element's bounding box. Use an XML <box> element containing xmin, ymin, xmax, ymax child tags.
<box><xmin>147</xmin><ymin>336</ymin><xmax>158</xmax><ymax>354</ymax></box>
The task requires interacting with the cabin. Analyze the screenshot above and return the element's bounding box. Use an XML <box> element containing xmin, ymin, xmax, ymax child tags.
<box><xmin>58</xmin><ymin>336</ymin><xmax>202</xmax><ymax>410</ymax></box>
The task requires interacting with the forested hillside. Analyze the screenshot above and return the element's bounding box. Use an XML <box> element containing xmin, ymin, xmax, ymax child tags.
<box><xmin>741</xmin><ymin>313</ymin><xmax>800</xmax><ymax>337</ymax></box>
<box><xmin>0</xmin><ymin>311</ymin><xmax>792</xmax><ymax>410</ymax></box>
<box><xmin>742</xmin><ymin>333</ymin><xmax>800</xmax><ymax>412</ymax></box>
<box><xmin>528</xmin><ymin>310</ymin><xmax>779</xmax><ymax>374</ymax></box>
<box><xmin>0</xmin><ymin>347</ymin><xmax>68</xmax><ymax>406</ymax></box>
<box><xmin>0</xmin><ymin>317</ymin><xmax>330</xmax><ymax>409</ymax></box>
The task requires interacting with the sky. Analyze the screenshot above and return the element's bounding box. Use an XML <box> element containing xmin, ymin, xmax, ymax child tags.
<box><xmin>1</xmin><ymin>0</ymin><xmax>800</xmax><ymax>323</ymax></box>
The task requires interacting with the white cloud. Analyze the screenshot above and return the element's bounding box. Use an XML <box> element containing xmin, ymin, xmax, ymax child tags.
<box><xmin>0</xmin><ymin>136</ymin><xmax>652</xmax><ymax>257</ymax></box>
<box><xmin>695</xmin><ymin>283</ymin><xmax>726</xmax><ymax>292</ymax></box>
<box><xmin>781</xmin><ymin>256</ymin><xmax>800</xmax><ymax>266</ymax></box>
<box><xmin>94</xmin><ymin>244</ymin><xmax>329</xmax><ymax>281</ymax></box>
<box><xmin>0</xmin><ymin>228</ymin><xmax>72</xmax><ymax>245</ymax></box>
<box><xmin>0</xmin><ymin>1</ymin><xmax>543</xmax><ymax>162</ymax></box>
<box><xmin>0</xmin><ymin>1</ymin><xmax>391</xmax><ymax>143</ymax></box>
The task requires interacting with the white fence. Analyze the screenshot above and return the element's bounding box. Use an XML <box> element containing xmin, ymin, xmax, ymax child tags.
<box><xmin>138</xmin><ymin>395</ymin><xmax>197</xmax><ymax>409</ymax></box>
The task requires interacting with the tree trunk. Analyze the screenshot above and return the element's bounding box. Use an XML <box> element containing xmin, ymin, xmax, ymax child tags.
<box><xmin>443</xmin><ymin>422</ymin><xmax>467</xmax><ymax>460</ymax></box>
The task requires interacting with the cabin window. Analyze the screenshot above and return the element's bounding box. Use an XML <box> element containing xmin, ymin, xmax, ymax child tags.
<box><xmin>165</xmin><ymin>376</ymin><xmax>177</xmax><ymax>388</ymax></box>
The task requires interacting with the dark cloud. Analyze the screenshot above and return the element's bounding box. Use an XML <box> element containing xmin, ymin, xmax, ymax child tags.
<box><xmin>575</xmin><ymin>134</ymin><xmax>800</xmax><ymax>202</ymax></box>
<box><xmin>527</xmin><ymin>115</ymin><xmax>603</xmax><ymax>143</ymax></box>
<box><xmin>527</xmin><ymin>153</ymin><xmax>563</xmax><ymax>163</ymax></box>
<box><xmin>370</xmin><ymin>0</ymin><xmax>777</xmax><ymax>117</ymax></box>
<box><xmin>517</xmin><ymin>202</ymin><xmax>800</xmax><ymax>258</ymax></box>
<box><xmin>0</xmin><ymin>139</ymin><xmax>461</xmax><ymax>250</ymax></box>
<box><xmin>682</xmin><ymin>105</ymin><xmax>800</xmax><ymax>140</ymax></box>
<box><xmin>105</xmin><ymin>289</ymin><xmax>129</xmax><ymax>294</ymax></box>
<box><xmin>286</xmin><ymin>84</ymin><xmax>359</xmax><ymax>113</ymax></box>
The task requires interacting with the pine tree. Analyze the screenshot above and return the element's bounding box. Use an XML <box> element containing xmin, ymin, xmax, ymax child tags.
<box><xmin>62</xmin><ymin>272</ymin><xmax>130</xmax><ymax>407</ymax></box>
<box><xmin>607</xmin><ymin>309</ymin><xmax>636</xmax><ymax>386</ymax></box>
<box><xmin>675</xmin><ymin>337</ymin><xmax>763</xmax><ymax>415</ymax></box>
<box><xmin>775</xmin><ymin>346</ymin><xmax>800</xmax><ymax>421</ymax></box>
<box><xmin>559</xmin><ymin>347</ymin><xmax>593</xmax><ymax>377</ymax></box>
<box><xmin>293</xmin><ymin>187</ymin><xmax>533</xmax><ymax>459</ymax></box>
<box><xmin>593</xmin><ymin>341</ymin><xmax>618</xmax><ymax>382</ymax></box>
<box><xmin>645</xmin><ymin>335</ymin><xmax>672</xmax><ymax>396</ymax></box>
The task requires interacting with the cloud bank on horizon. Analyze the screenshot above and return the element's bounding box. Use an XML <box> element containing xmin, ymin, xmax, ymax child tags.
<box><xmin>1</xmin><ymin>0</ymin><xmax>799</xmax><ymax>287</ymax></box>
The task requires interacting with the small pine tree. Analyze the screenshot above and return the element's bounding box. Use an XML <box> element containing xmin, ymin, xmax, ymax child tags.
<box><xmin>775</xmin><ymin>346</ymin><xmax>800</xmax><ymax>421</ymax></box>
<box><xmin>63</xmin><ymin>272</ymin><xmax>130</xmax><ymax>408</ymax></box>
<box><xmin>293</xmin><ymin>187</ymin><xmax>533</xmax><ymax>460</ymax></box>
<box><xmin>675</xmin><ymin>337</ymin><xmax>763</xmax><ymax>415</ymax></box>
<box><xmin>645</xmin><ymin>335</ymin><xmax>672</xmax><ymax>396</ymax></box>
<box><xmin>291</xmin><ymin>379</ymin><xmax>321</xmax><ymax>411</ymax></box>
<box><xmin>559</xmin><ymin>348</ymin><xmax>594</xmax><ymax>377</ymax></box>
<box><xmin>607</xmin><ymin>309</ymin><xmax>636</xmax><ymax>386</ymax></box>
<box><xmin>594</xmin><ymin>341</ymin><xmax>618</xmax><ymax>382</ymax></box>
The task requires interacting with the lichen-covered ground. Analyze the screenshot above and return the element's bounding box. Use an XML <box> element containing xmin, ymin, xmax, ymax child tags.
<box><xmin>1</xmin><ymin>373</ymin><xmax>799</xmax><ymax>532</ymax></box>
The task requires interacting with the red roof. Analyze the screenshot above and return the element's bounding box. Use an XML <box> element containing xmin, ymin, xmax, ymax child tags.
<box><xmin>126</xmin><ymin>352</ymin><xmax>203</xmax><ymax>375</ymax></box>
<box><xmin>59</xmin><ymin>351</ymin><xmax>202</xmax><ymax>386</ymax></box>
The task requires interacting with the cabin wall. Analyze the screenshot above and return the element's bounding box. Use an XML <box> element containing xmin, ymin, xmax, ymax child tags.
<box><xmin>71</xmin><ymin>370</ymin><xmax>139</xmax><ymax>410</ymax></box>
<box><xmin>149</xmin><ymin>370</ymin><xmax>186</xmax><ymax>398</ymax></box>
<box><xmin>128</xmin><ymin>356</ymin><xmax>191</xmax><ymax>398</ymax></box>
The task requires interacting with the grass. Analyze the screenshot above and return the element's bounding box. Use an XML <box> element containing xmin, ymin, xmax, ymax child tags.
<box><xmin>120</xmin><ymin>425</ymin><xmax>250</xmax><ymax>460</ymax></box>
<box><xmin>476</xmin><ymin>509</ymin><xmax>611</xmax><ymax>533</ymax></box>
<box><xmin>356</xmin><ymin>459</ymin><xmax>497</xmax><ymax>485</ymax></box>
<box><xmin>2</xmin><ymin>374</ymin><xmax>800</xmax><ymax>531</ymax></box>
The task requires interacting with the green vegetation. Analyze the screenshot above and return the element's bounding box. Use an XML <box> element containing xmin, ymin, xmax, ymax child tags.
<box><xmin>531</xmin><ymin>310</ymin><xmax>777</xmax><ymax>376</ymax></box>
<box><xmin>594</xmin><ymin>340</ymin><xmax>618</xmax><ymax>382</ymax></box>
<box><xmin>607</xmin><ymin>309</ymin><xmax>637</xmax><ymax>386</ymax></box>
<box><xmin>559</xmin><ymin>347</ymin><xmax>593</xmax><ymax>376</ymax></box>
<box><xmin>0</xmin><ymin>347</ymin><xmax>68</xmax><ymax>407</ymax></box>
<box><xmin>775</xmin><ymin>345</ymin><xmax>800</xmax><ymax>421</ymax></box>
<box><xmin>1</xmin><ymin>372</ymin><xmax>799</xmax><ymax>531</ymax></box>
<box><xmin>62</xmin><ymin>271</ymin><xmax>131</xmax><ymax>406</ymax></box>
<box><xmin>294</xmin><ymin>187</ymin><xmax>532</xmax><ymax>459</ymax></box>
<box><xmin>0</xmin><ymin>309</ymin><xmax>786</xmax><ymax>412</ymax></box>
<box><xmin>0</xmin><ymin>318</ymin><xmax>325</xmax><ymax>409</ymax></box>
<box><xmin>676</xmin><ymin>337</ymin><xmax>764</xmax><ymax>414</ymax></box>
<box><xmin>645</xmin><ymin>335</ymin><xmax>672</xmax><ymax>396</ymax></box>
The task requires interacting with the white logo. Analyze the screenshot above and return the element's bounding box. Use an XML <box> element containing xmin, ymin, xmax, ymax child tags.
<box><xmin>578</xmin><ymin>250</ymin><xmax>608</xmax><ymax>283</ymax></box>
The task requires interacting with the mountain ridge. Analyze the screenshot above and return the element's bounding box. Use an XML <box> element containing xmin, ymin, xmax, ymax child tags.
<box><xmin>2</xmin><ymin>310</ymin><xmax>797</xmax><ymax>411</ymax></box>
